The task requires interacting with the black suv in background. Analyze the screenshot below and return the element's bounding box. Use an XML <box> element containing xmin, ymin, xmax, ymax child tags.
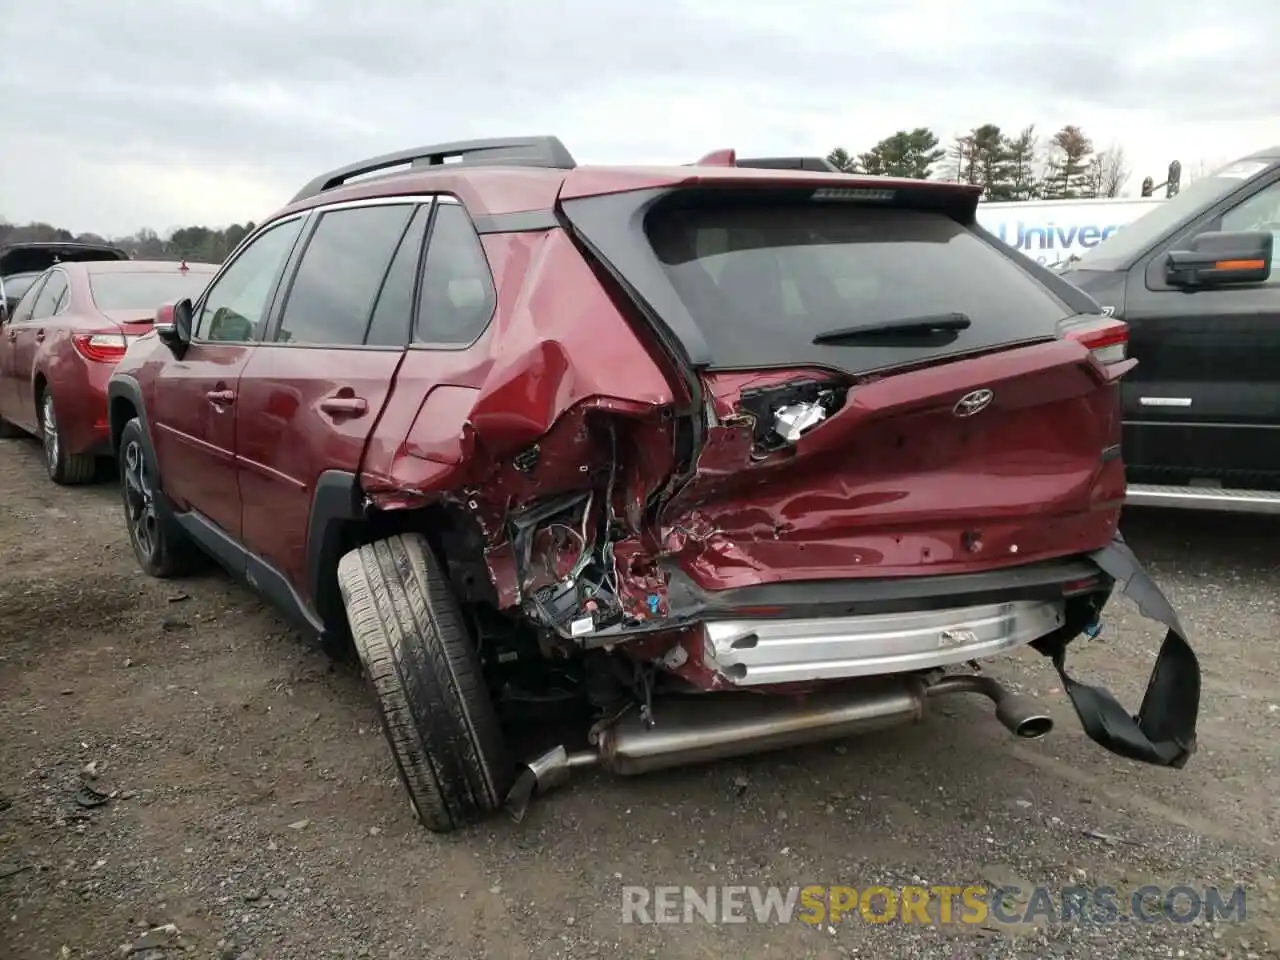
<box><xmin>1058</xmin><ymin>145</ymin><xmax>1280</xmax><ymax>515</ymax></box>
<box><xmin>0</xmin><ymin>242</ymin><xmax>130</xmax><ymax>321</ymax></box>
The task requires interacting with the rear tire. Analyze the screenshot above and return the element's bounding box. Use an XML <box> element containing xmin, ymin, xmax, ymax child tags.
<box><xmin>40</xmin><ymin>388</ymin><xmax>96</xmax><ymax>485</ymax></box>
<box><xmin>118</xmin><ymin>417</ymin><xmax>200</xmax><ymax>578</ymax></box>
<box><xmin>337</xmin><ymin>533</ymin><xmax>511</xmax><ymax>833</ymax></box>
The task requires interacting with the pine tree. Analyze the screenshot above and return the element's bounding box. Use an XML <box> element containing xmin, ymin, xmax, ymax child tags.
<box><xmin>826</xmin><ymin>147</ymin><xmax>857</xmax><ymax>173</ymax></box>
<box><xmin>858</xmin><ymin>128</ymin><xmax>946</xmax><ymax>179</ymax></box>
<box><xmin>1001</xmin><ymin>126</ymin><xmax>1041</xmax><ymax>201</ymax></box>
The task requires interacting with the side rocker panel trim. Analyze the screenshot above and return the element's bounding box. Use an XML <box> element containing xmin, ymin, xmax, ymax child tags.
<box><xmin>173</xmin><ymin>509</ymin><xmax>327</xmax><ymax>638</ymax></box>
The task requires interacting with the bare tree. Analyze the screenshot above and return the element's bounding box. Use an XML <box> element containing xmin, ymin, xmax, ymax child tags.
<box><xmin>1084</xmin><ymin>145</ymin><xmax>1130</xmax><ymax>198</ymax></box>
<box><xmin>947</xmin><ymin>132</ymin><xmax>978</xmax><ymax>184</ymax></box>
<box><xmin>1100</xmin><ymin>145</ymin><xmax>1129</xmax><ymax>197</ymax></box>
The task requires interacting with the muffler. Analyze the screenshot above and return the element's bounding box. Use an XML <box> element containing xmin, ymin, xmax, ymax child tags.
<box><xmin>504</xmin><ymin>672</ymin><xmax>1052</xmax><ymax>821</ymax></box>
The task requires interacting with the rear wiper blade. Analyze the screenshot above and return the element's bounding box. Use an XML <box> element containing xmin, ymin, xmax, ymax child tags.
<box><xmin>812</xmin><ymin>312</ymin><xmax>971</xmax><ymax>345</ymax></box>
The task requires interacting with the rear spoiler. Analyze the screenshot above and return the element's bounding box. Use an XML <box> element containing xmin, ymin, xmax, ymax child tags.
<box><xmin>690</xmin><ymin>149</ymin><xmax>840</xmax><ymax>173</ymax></box>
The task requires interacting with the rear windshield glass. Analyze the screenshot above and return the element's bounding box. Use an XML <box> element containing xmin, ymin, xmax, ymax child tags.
<box><xmin>645</xmin><ymin>202</ymin><xmax>1072</xmax><ymax>371</ymax></box>
<box><xmin>89</xmin><ymin>271</ymin><xmax>212</xmax><ymax>312</ymax></box>
<box><xmin>3</xmin><ymin>273</ymin><xmax>41</xmax><ymax>302</ymax></box>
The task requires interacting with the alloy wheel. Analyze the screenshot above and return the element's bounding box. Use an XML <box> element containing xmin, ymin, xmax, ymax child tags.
<box><xmin>41</xmin><ymin>393</ymin><xmax>59</xmax><ymax>474</ymax></box>
<box><xmin>122</xmin><ymin>439</ymin><xmax>159</xmax><ymax>560</ymax></box>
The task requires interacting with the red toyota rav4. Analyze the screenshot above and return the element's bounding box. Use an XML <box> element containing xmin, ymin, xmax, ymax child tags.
<box><xmin>107</xmin><ymin>137</ymin><xmax>1200</xmax><ymax>833</ymax></box>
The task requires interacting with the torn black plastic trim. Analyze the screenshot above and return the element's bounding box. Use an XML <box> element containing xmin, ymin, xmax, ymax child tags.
<box><xmin>1043</xmin><ymin>532</ymin><xmax>1200</xmax><ymax>768</ymax></box>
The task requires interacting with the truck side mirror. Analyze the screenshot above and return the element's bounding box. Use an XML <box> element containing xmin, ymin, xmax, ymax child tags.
<box><xmin>1165</xmin><ymin>230</ymin><xmax>1273</xmax><ymax>288</ymax></box>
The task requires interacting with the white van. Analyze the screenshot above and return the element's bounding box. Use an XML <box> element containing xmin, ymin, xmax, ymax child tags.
<box><xmin>976</xmin><ymin>197</ymin><xmax>1164</xmax><ymax>267</ymax></box>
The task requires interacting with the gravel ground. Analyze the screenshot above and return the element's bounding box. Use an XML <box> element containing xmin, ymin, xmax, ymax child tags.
<box><xmin>1</xmin><ymin>434</ymin><xmax>1277</xmax><ymax>960</ymax></box>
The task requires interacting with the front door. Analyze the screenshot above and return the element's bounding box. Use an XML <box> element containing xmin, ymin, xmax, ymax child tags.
<box><xmin>1122</xmin><ymin>174</ymin><xmax>1280</xmax><ymax>487</ymax></box>
<box><xmin>151</xmin><ymin>215</ymin><xmax>307</xmax><ymax>540</ymax></box>
<box><xmin>0</xmin><ymin>272</ymin><xmax>46</xmax><ymax>420</ymax></box>
<box><xmin>10</xmin><ymin>270</ymin><xmax>68</xmax><ymax>433</ymax></box>
<box><xmin>235</xmin><ymin>199</ymin><xmax>425</xmax><ymax>594</ymax></box>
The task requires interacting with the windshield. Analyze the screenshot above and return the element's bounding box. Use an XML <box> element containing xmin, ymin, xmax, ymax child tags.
<box><xmin>645</xmin><ymin>201</ymin><xmax>1072</xmax><ymax>373</ymax></box>
<box><xmin>88</xmin><ymin>271</ymin><xmax>213</xmax><ymax>312</ymax></box>
<box><xmin>1071</xmin><ymin>157</ymin><xmax>1276</xmax><ymax>270</ymax></box>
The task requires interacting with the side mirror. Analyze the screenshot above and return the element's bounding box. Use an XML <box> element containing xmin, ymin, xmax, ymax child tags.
<box><xmin>155</xmin><ymin>299</ymin><xmax>193</xmax><ymax>356</ymax></box>
<box><xmin>1166</xmin><ymin>230</ymin><xmax>1273</xmax><ymax>288</ymax></box>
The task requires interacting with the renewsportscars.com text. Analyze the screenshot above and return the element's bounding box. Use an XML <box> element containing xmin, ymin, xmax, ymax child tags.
<box><xmin>621</xmin><ymin>884</ymin><xmax>1248</xmax><ymax>926</ymax></box>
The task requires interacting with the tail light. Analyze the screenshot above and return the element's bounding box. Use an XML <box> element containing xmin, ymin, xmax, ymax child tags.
<box><xmin>72</xmin><ymin>332</ymin><xmax>129</xmax><ymax>363</ymax></box>
<box><xmin>1057</xmin><ymin>314</ymin><xmax>1129</xmax><ymax>365</ymax></box>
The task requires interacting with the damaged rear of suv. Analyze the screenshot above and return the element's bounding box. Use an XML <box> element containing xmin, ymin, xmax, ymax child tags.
<box><xmin>107</xmin><ymin>137</ymin><xmax>1200</xmax><ymax>833</ymax></box>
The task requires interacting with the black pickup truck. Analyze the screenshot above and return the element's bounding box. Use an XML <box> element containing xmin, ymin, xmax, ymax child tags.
<box><xmin>1058</xmin><ymin>145</ymin><xmax>1280</xmax><ymax>515</ymax></box>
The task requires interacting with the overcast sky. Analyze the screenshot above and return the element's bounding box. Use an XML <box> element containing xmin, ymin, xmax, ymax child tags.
<box><xmin>2</xmin><ymin>0</ymin><xmax>1277</xmax><ymax>237</ymax></box>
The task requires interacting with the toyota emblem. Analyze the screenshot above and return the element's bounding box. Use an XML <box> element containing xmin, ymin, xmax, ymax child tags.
<box><xmin>953</xmin><ymin>388</ymin><xmax>994</xmax><ymax>417</ymax></box>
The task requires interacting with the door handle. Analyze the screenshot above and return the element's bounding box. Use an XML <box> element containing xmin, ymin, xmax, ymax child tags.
<box><xmin>34</xmin><ymin>330</ymin><xmax>44</xmax><ymax>342</ymax></box>
<box><xmin>319</xmin><ymin>396</ymin><xmax>368</xmax><ymax>417</ymax></box>
<box><xmin>6</xmin><ymin>330</ymin><xmax>14</xmax><ymax>341</ymax></box>
<box><xmin>206</xmin><ymin>389</ymin><xmax>235</xmax><ymax>406</ymax></box>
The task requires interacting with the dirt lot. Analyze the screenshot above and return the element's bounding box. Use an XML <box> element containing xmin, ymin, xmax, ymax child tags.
<box><xmin>1</xmin><ymin>436</ymin><xmax>1278</xmax><ymax>960</ymax></box>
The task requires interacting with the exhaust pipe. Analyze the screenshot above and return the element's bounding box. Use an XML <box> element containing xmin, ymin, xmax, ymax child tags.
<box><xmin>504</xmin><ymin>673</ymin><xmax>1052</xmax><ymax>820</ymax></box>
<box><xmin>923</xmin><ymin>673</ymin><xmax>1054</xmax><ymax>740</ymax></box>
<box><xmin>592</xmin><ymin>679</ymin><xmax>923</xmax><ymax>776</ymax></box>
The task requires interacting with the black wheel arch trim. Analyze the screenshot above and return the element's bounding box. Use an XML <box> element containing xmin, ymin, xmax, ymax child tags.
<box><xmin>106</xmin><ymin>374</ymin><xmax>152</xmax><ymax>455</ymax></box>
<box><xmin>107</xmin><ymin>376</ymin><xmax>178</xmax><ymax>524</ymax></box>
<box><xmin>307</xmin><ymin>470</ymin><xmax>366</xmax><ymax>640</ymax></box>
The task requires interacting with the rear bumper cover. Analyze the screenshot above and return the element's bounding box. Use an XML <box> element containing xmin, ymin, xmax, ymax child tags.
<box><xmin>684</xmin><ymin>532</ymin><xmax>1200</xmax><ymax>769</ymax></box>
<box><xmin>1047</xmin><ymin>532</ymin><xmax>1199</xmax><ymax>768</ymax></box>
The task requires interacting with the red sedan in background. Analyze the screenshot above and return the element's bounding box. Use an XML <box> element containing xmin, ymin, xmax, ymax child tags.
<box><xmin>0</xmin><ymin>259</ymin><xmax>217</xmax><ymax>484</ymax></box>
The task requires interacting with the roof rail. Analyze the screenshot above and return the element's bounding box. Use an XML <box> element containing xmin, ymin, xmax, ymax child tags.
<box><xmin>290</xmin><ymin>136</ymin><xmax>577</xmax><ymax>204</ymax></box>
<box><xmin>735</xmin><ymin>155</ymin><xmax>841</xmax><ymax>173</ymax></box>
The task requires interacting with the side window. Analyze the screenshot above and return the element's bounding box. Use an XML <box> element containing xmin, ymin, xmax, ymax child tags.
<box><xmin>275</xmin><ymin>203</ymin><xmax>414</xmax><ymax>345</ymax></box>
<box><xmin>196</xmin><ymin>217</ymin><xmax>305</xmax><ymax>342</ymax></box>
<box><xmin>1219</xmin><ymin>180</ymin><xmax>1280</xmax><ymax>284</ymax></box>
<box><xmin>416</xmin><ymin>202</ymin><xmax>497</xmax><ymax>345</ymax></box>
<box><xmin>9</xmin><ymin>276</ymin><xmax>47</xmax><ymax>325</ymax></box>
<box><xmin>30</xmin><ymin>271</ymin><xmax>68</xmax><ymax>321</ymax></box>
<box><xmin>364</xmin><ymin>204</ymin><xmax>431</xmax><ymax>347</ymax></box>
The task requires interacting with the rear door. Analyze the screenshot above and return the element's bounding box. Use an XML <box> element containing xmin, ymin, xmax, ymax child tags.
<box><xmin>152</xmin><ymin>215</ymin><xmax>307</xmax><ymax>539</ymax></box>
<box><xmin>235</xmin><ymin>198</ymin><xmax>424</xmax><ymax>594</ymax></box>
<box><xmin>1122</xmin><ymin>173</ymin><xmax>1280</xmax><ymax>485</ymax></box>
